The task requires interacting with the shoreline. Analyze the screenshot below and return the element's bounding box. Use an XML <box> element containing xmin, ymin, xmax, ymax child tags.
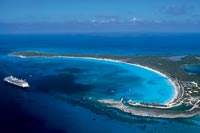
<box><xmin>97</xmin><ymin>99</ymin><xmax>200</xmax><ymax>119</ymax></box>
<box><xmin>8</xmin><ymin>52</ymin><xmax>200</xmax><ymax>119</ymax></box>
<box><xmin>12</xmin><ymin>53</ymin><xmax>179</xmax><ymax>107</ymax></box>
<box><xmin>59</xmin><ymin>55</ymin><xmax>179</xmax><ymax>106</ymax></box>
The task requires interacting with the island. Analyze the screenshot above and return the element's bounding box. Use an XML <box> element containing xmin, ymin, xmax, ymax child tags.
<box><xmin>10</xmin><ymin>51</ymin><xmax>200</xmax><ymax>119</ymax></box>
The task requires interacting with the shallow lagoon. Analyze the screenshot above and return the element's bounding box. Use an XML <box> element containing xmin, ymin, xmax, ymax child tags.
<box><xmin>1</xmin><ymin>56</ymin><xmax>175</xmax><ymax>104</ymax></box>
<box><xmin>0</xmin><ymin>55</ymin><xmax>177</xmax><ymax>132</ymax></box>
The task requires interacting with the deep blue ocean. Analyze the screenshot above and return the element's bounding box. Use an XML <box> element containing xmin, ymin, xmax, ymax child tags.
<box><xmin>1</xmin><ymin>33</ymin><xmax>200</xmax><ymax>133</ymax></box>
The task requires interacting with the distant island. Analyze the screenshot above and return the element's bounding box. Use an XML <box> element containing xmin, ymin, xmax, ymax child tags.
<box><xmin>10</xmin><ymin>51</ymin><xmax>200</xmax><ymax>118</ymax></box>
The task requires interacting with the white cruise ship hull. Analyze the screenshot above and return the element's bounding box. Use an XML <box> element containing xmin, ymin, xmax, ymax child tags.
<box><xmin>4</xmin><ymin>76</ymin><xmax>30</xmax><ymax>88</ymax></box>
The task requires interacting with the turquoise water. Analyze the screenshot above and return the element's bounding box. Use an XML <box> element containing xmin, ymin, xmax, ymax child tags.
<box><xmin>72</xmin><ymin>57</ymin><xmax>175</xmax><ymax>104</ymax></box>
<box><xmin>0</xmin><ymin>56</ymin><xmax>175</xmax><ymax>104</ymax></box>
<box><xmin>1</xmin><ymin>34</ymin><xmax>200</xmax><ymax>132</ymax></box>
<box><xmin>0</xmin><ymin>55</ymin><xmax>186</xmax><ymax>133</ymax></box>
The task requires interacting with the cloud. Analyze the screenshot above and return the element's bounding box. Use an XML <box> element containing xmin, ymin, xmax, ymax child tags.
<box><xmin>165</xmin><ymin>4</ymin><xmax>193</xmax><ymax>16</ymax></box>
<box><xmin>130</xmin><ymin>17</ymin><xmax>162</xmax><ymax>25</ymax></box>
<box><xmin>91</xmin><ymin>15</ymin><xmax>120</xmax><ymax>23</ymax></box>
<box><xmin>1</xmin><ymin>17</ymin><xmax>200</xmax><ymax>34</ymax></box>
<box><xmin>130</xmin><ymin>17</ymin><xmax>143</xmax><ymax>23</ymax></box>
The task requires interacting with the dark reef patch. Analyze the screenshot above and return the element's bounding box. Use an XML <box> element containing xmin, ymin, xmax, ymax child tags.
<box><xmin>55</xmin><ymin>67</ymin><xmax>88</xmax><ymax>74</ymax></box>
<box><xmin>34</xmin><ymin>73</ymin><xmax>94</xmax><ymax>94</ymax></box>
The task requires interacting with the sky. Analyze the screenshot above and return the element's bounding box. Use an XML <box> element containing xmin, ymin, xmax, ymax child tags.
<box><xmin>0</xmin><ymin>0</ymin><xmax>200</xmax><ymax>33</ymax></box>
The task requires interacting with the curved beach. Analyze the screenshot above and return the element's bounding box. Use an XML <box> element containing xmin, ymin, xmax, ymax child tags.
<box><xmin>54</xmin><ymin>56</ymin><xmax>179</xmax><ymax>105</ymax></box>
<box><xmin>11</xmin><ymin>52</ymin><xmax>200</xmax><ymax>119</ymax></box>
<box><xmin>13</xmin><ymin>53</ymin><xmax>179</xmax><ymax>106</ymax></box>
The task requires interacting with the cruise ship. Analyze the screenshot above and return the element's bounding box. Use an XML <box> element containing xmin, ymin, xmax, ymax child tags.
<box><xmin>4</xmin><ymin>76</ymin><xmax>30</xmax><ymax>88</ymax></box>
